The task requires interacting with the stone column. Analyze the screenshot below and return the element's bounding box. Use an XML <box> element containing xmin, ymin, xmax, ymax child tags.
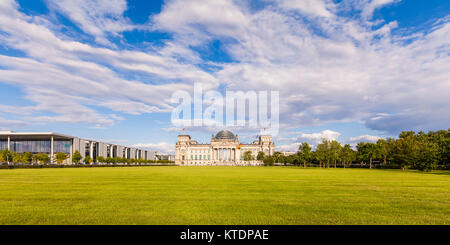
<box><xmin>225</xmin><ymin>148</ymin><xmax>228</xmax><ymax>161</ymax></box>
<box><xmin>7</xmin><ymin>136</ymin><xmax>10</xmax><ymax>150</ymax></box>
<box><xmin>70</xmin><ymin>139</ymin><xmax>73</xmax><ymax>165</ymax></box>
<box><xmin>89</xmin><ymin>142</ymin><xmax>94</xmax><ymax>164</ymax></box>
<box><xmin>50</xmin><ymin>136</ymin><xmax>54</xmax><ymax>164</ymax></box>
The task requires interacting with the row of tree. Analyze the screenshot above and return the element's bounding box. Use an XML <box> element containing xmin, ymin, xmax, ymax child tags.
<box><xmin>73</xmin><ymin>151</ymin><xmax>173</xmax><ymax>164</ymax></box>
<box><xmin>255</xmin><ymin>129</ymin><xmax>449</xmax><ymax>171</ymax></box>
<box><xmin>0</xmin><ymin>150</ymin><xmax>69</xmax><ymax>164</ymax></box>
<box><xmin>0</xmin><ymin>150</ymin><xmax>174</xmax><ymax>165</ymax></box>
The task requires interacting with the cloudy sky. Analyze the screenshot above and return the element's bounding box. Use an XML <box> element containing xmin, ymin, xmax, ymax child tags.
<box><xmin>0</xmin><ymin>0</ymin><xmax>449</xmax><ymax>153</ymax></box>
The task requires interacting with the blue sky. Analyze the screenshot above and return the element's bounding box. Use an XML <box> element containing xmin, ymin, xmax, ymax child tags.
<box><xmin>0</xmin><ymin>0</ymin><xmax>449</xmax><ymax>153</ymax></box>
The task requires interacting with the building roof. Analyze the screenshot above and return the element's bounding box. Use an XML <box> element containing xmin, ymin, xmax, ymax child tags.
<box><xmin>215</xmin><ymin>130</ymin><xmax>235</xmax><ymax>140</ymax></box>
<box><xmin>0</xmin><ymin>131</ymin><xmax>74</xmax><ymax>140</ymax></box>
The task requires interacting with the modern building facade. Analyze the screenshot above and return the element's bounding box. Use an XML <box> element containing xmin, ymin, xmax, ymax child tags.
<box><xmin>175</xmin><ymin>130</ymin><xmax>274</xmax><ymax>165</ymax></box>
<box><xmin>155</xmin><ymin>154</ymin><xmax>175</xmax><ymax>161</ymax></box>
<box><xmin>0</xmin><ymin>131</ymin><xmax>156</xmax><ymax>164</ymax></box>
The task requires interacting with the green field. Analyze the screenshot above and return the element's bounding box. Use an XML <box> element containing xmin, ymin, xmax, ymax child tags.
<box><xmin>0</xmin><ymin>166</ymin><xmax>449</xmax><ymax>225</ymax></box>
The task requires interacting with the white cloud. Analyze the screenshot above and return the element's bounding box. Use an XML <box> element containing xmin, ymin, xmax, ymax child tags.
<box><xmin>361</xmin><ymin>0</ymin><xmax>399</xmax><ymax>19</ymax></box>
<box><xmin>276</xmin><ymin>142</ymin><xmax>300</xmax><ymax>152</ymax></box>
<box><xmin>276</xmin><ymin>0</ymin><xmax>335</xmax><ymax>18</ymax></box>
<box><xmin>346</xmin><ymin>134</ymin><xmax>382</xmax><ymax>148</ymax></box>
<box><xmin>0</xmin><ymin>0</ymin><xmax>449</xmax><ymax>135</ymax></box>
<box><xmin>0</xmin><ymin>117</ymin><xmax>28</xmax><ymax>130</ymax></box>
<box><xmin>348</xmin><ymin>134</ymin><xmax>381</xmax><ymax>143</ymax></box>
<box><xmin>132</xmin><ymin>142</ymin><xmax>174</xmax><ymax>154</ymax></box>
<box><xmin>46</xmin><ymin>0</ymin><xmax>134</xmax><ymax>45</ymax></box>
<box><xmin>275</xmin><ymin>129</ymin><xmax>341</xmax><ymax>151</ymax></box>
<box><xmin>0</xmin><ymin>0</ymin><xmax>217</xmax><ymax>128</ymax></box>
<box><xmin>298</xmin><ymin>129</ymin><xmax>341</xmax><ymax>141</ymax></box>
<box><xmin>152</xmin><ymin>0</ymin><xmax>249</xmax><ymax>42</ymax></box>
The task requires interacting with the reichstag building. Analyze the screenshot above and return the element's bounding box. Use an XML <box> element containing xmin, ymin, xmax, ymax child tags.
<box><xmin>175</xmin><ymin>130</ymin><xmax>274</xmax><ymax>165</ymax></box>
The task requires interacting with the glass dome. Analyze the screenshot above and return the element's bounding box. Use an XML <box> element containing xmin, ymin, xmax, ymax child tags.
<box><xmin>215</xmin><ymin>130</ymin><xmax>235</xmax><ymax>140</ymax></box>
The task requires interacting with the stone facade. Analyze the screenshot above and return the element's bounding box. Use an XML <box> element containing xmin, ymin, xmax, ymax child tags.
<box><xmin>175</xmin><ymin>130</ymin><xmax>274</xmax><ymax>165</ymax></box>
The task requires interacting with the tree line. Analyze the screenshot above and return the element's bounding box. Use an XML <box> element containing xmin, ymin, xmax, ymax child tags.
<box><xmin>0</xmin><ymin>149</ymin><xmax>174</xmax><ymax>165</ymax></box>
<box><xmin>256</xmin><ymin>129</ymin><xmax>449</xmax><ymax>171</ymax></box>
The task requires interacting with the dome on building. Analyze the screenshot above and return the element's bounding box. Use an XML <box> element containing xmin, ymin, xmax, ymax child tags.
<box><xmin>215</xmin><ymin>130</ymin><xmax>235</xmax><ymax>140</ymax></box>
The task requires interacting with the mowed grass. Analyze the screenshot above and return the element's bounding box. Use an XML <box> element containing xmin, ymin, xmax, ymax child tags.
<box><xmin>0</xmin><ymin>166</ymin><xmax>449</xmax><ymax>225</ymax></box>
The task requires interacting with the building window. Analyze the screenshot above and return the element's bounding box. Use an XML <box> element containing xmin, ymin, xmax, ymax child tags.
<box><xmin>10</xmin><ymin>140</ymin><xmax>51</xmax><ymax>154</ymax></box>
<box><xmin>0</xmin><ymin>140</ymin><xmax>8</xmax><ymax>151</ymax></box>
<box><xmin>54</xmin><ymin>140</ymin><xmax>71</xmax><ymax>154</ymax></box>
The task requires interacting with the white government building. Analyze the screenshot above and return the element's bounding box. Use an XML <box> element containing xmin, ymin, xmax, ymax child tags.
<box><xmin>175</xmin><ymin>130</ymin><xmax>274</xmax><ymax>165</ymax></box>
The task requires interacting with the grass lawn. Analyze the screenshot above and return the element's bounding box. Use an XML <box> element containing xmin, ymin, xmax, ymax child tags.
<box><xmin>0</xmin><ymin>166</ymin><xmax>449</xmax><ymax>225</ymax></box>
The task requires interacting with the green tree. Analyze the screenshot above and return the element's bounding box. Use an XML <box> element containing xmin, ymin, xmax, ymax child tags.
<box><xmin>426</xmin><ymin>129</ymin><xmax>450</xmax><ymax>167</ymax></box>
<box><xmin>22</xmin><ymin>152</ymin><xmax>33</xmax><ymax>164</ymax></box>
<box><xmin>357</xmin><ymin>142</ymin><xmax>380</xmax><ymax>169</ymax></box>
<box><xmin>97</xmin><ymin>156</ymin><xmax>105</xmax><ymax>164</ymax></box>
<box><xmin>242</xmin><ymin>151</ymin><xmax>254</xmax><ymax>161</ymax></box>
<box><xmin>55</xmin><ymin>152</ymin><xmax>68</xmax><ymax>164</ymax></box>
<box><xmin>106</xmin><ymin>157</ymin><xmax>114</xmax><ymax>164</ymax></box>
<box><xmin>315</xmin><ymin>140</ymin><xmax>329</xmax><ymax>168</ymax></box>
<box><xmin>340</xmin><ymin>144</ymin><xmax>356</xmax><ymax>168</ymax></box>
<box><xmin>257</xmin><ymin>151</ymin><xmax>265</xmax><ymax>161</ymax></box>
<box><xmin>12</xmin><ymin>152</ymin><xmax>24</xmax><ymax>164</ymax></box>
<box><xmin>376</xmin><ymin>138</ymin><xmax>395</xmax><ymax>166</ymax></box>
<box><xmin>35</xmin><ymin>153</ymin><xmax>50</xmax><ymax>164</ymax></box>
<box><xmin>298</xmin><ymin>142</ymin><xmax>312</xmax><ymax>168</ymax></box>
<box><xmin>272</xmin><ymin>151</ymin><xmax>283</xmax><ymax>164</ymax></box>
<box><xmin>415</xmin><ymin>138</ymin><xmax>439</xmax><ymax>171</ymax></box>
<box><xmin>83</xmin><ymin>156</ymin><xmax>92</xmax><ymax>164</ymax></box>
<box><xmin>329</xmin><ymin>140</ymin><xmax>342</xmax><ymax>168</ymax></box>
<box><xmin>263</xmin><ymin>156</ymin><xmax>274</xmax><ymax>166</ymax></box>
<box><xmin>285</xmin><ymin>155</ymin><xmax>294</xmax><ymax>165</ymax></box>
<box><xmin>391</xmin><ymin>136</ymin><xmax>417</xmax><ymax>171</ymax></box>
<box><xmin>0</xmin><ymin>149</ymin><xmax>13</xmax><ymax>164</ymax></box>
<box><xmin>399</xmin><ymin>131</ymin><xmax>416</xmax><ymax>139</ymax></box>
<box><xmin>113</xmin><ymin>157</ymin><xmax>121</xmax><ymax>164</ymax></box>
<box><xmin>72</xmin><ymin>150</ymin><xmax>82</xmax><ymax>164</ymax></box>
<box><xmin>0</xmin><ymin>150</ymin><xmax>4</xmax><ymax>163</ymax></box>
<box><xmin>292</xmin><ymin>154</ymin><xmax>301</xmax><ymax>166</ymax></box>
